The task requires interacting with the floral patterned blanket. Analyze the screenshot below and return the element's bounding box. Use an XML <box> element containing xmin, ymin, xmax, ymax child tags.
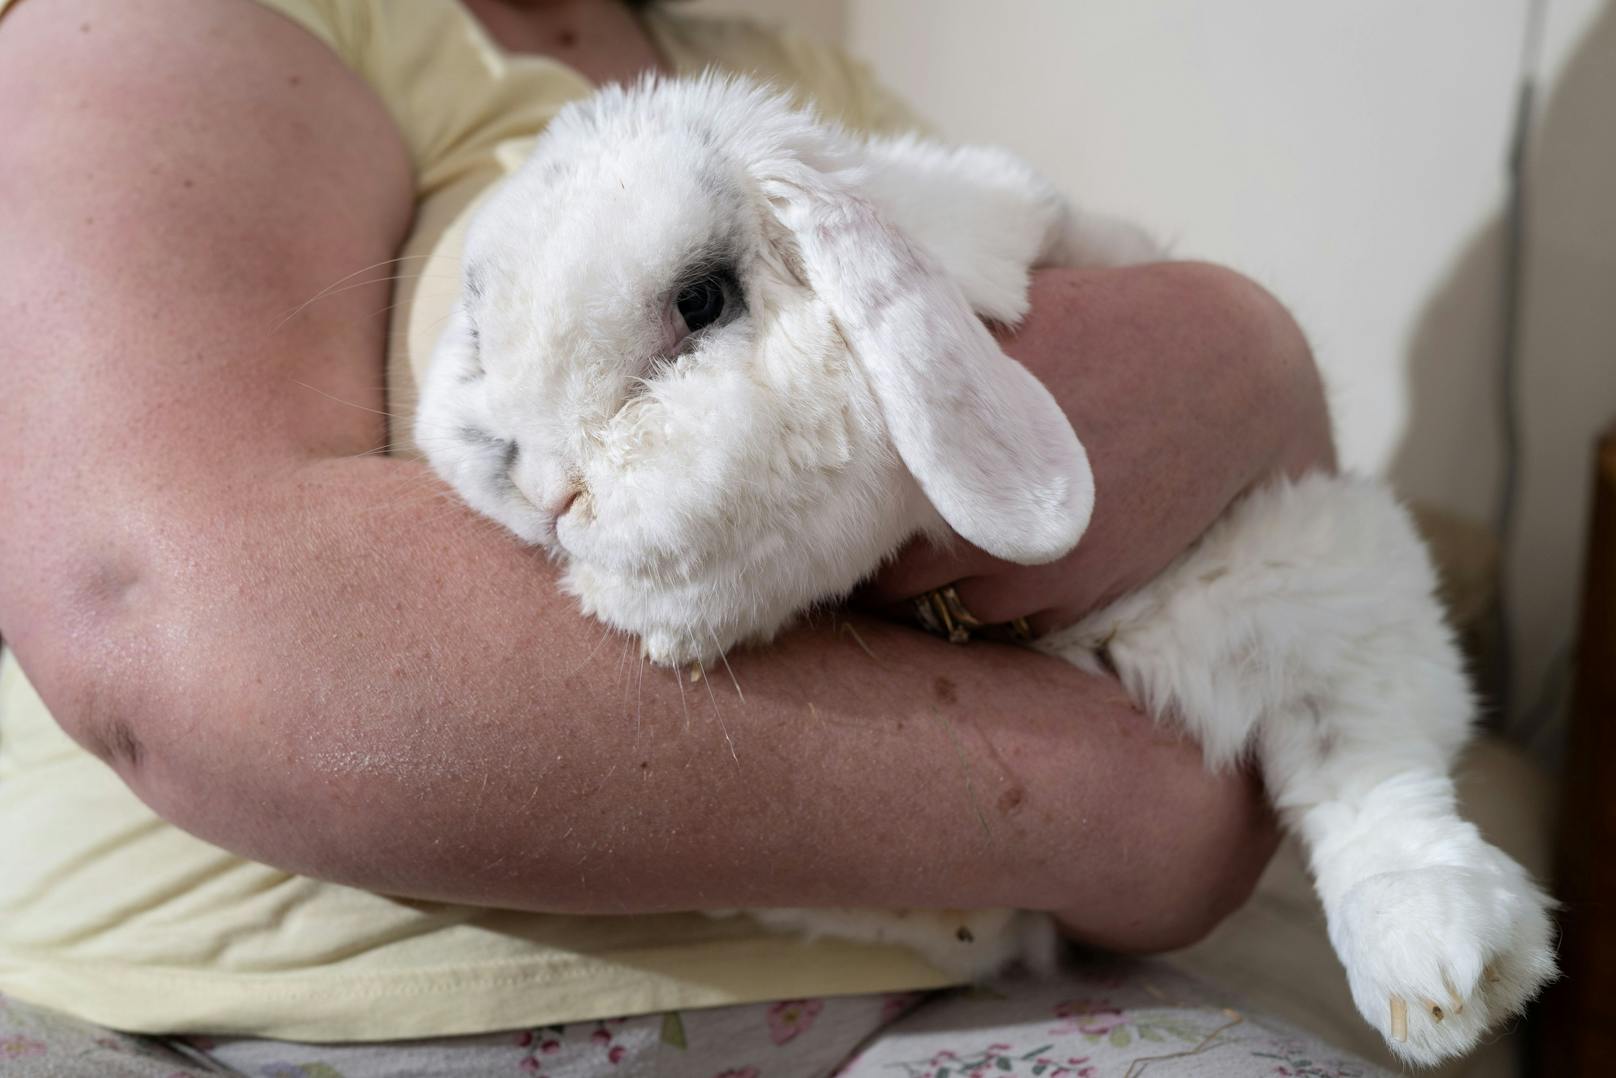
<box><xmin>0</xmin><ymin>958</ymin><xmax>1387</xmax><ymax>1077</ymax></box>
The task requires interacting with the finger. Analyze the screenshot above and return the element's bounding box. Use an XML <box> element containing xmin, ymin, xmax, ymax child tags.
<box><xmin>858</xmin><ymin>535</ymin><xmax>999</xmax><ymax>605</ymax></box>
<box><xmin>949</xmin><ymin>574</ymin><xmax>1040</xmax><ymax>627</ymax></box>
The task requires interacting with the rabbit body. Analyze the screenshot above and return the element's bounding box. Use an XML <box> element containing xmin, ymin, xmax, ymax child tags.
<box><xmin>416</xmin><ymin>75</ymin><xmax>1553</xmax><ymax>1065</ymax></box>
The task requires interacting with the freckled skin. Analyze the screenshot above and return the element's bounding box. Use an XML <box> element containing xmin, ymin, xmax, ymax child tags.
<box><xmin>997</xmin><ymin>786</ymin><xmax>1026</xmax><ymax>815</ymax></box>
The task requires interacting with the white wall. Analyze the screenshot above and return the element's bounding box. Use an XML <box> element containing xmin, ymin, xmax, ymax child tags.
<box><xmin>699</xmin><ymin>1</ymin><xmax>1616</xmax><ymax>742</ymax></box>
<box><xmin>687</xmin><ymin>0</ymin><xmax>843</xmax><ymax>42</ymax></box>
<box><xmin>848</xmin><ymin>3</ymin><xmax>1531</xmax><ymax>482</ymax></box>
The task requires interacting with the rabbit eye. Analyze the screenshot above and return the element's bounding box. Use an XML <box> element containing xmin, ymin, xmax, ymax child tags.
<box><xmin>675</xmin><ymin>274</ymin><xmax>726</xmax><ymax>333</ymax></box>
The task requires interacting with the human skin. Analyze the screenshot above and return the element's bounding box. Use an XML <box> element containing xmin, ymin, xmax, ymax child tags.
<box><xmin>0</xmin><ymin>0</ymin><xmax>1329</xmax><ymax>950</ymax></box>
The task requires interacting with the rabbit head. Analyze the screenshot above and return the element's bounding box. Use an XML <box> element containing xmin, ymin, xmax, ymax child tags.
<box><xmin>416</xmin><ymin>76</ymin><xmax>1092</xmax><ymax>666</ymax></box>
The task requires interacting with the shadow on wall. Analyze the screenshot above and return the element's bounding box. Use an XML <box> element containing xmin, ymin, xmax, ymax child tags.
<box><xmin>1390</xmin><ymin>0</ymin><xmax>1616</xmax><ymax>753</ymax></box>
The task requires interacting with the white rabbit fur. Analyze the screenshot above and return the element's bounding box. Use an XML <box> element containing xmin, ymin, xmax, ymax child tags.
<box><xmin>416</xmin><ymin>75</ymin><xmax>1554</xmax><ymax>1066</ymax></box>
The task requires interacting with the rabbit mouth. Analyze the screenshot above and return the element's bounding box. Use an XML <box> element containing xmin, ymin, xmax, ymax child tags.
<box><xmin>547</xmin><ymin>491</ymin><xmax>593</xmax><ymax>559</ymax></box>
<box><xmin>551</xmin><ymin>489</ymin><xmax>581</xmax><ymax>519</ymax></box>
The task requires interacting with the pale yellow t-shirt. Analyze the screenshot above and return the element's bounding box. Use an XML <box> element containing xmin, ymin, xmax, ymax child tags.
<box><xmin>0</xmin><ymin>0</ymin><xmax>955</xmax><ymax>1041</ymax></box>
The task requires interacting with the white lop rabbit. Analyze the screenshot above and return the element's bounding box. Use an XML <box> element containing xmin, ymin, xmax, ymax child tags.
<box><xmin>416</xmin><ymin>75</ymin><xmax>1555</xmax><ymax>1065</ymax></box>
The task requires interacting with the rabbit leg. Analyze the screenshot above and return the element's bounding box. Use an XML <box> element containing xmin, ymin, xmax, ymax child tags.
<box><xmin>857</xmin><ymin>136</ymin><xmax>1161</xmax><ymax>326</ymax></box>
<box><xmin>1041</xmin><ymin>474</ymin><xmax>1556</xmax><ymax>1064</ymax></box>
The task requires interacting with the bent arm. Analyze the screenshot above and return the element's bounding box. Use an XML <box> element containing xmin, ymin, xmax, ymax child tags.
<box><xmin>867</xmin><ymin>263</ymin><xmax>1337</xmax><ymax>630</ymax></box>
<box><xmin>0</xmin><ymin>0</ymin><xmax>1288</xmax><ymax>952</ymax></box>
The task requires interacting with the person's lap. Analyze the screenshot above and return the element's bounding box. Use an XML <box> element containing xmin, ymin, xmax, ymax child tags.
<box><xmin>0</xmin><ymin>957</ymin><xmax>1390</xmax><ymax>1077</ymax></box>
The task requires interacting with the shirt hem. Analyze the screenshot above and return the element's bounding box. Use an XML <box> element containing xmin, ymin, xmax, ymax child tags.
<box><xmin>0</xmin><ymin>940</ymin><xmax>961</xmax><ymax>1040</ymax></box>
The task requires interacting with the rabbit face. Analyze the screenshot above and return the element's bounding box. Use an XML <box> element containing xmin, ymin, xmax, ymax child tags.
<box><xmin>417</xmin><ymin>80</ymin><xmax>930</xmax><ymax>661</ymax></box>
<box><xmin>418</xmin><ymin>76</ymin><xmax>1091</xmax><ymax>664</ymax></box>
<box><xmin>444</xmin><ymin>132</ymin><xmax>770</xmax><ymax>568</ymax></box>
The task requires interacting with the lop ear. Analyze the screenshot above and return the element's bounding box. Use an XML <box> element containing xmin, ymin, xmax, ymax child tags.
<box><xmin>758</xmin><ymin>162</ymin><xmax>1093</xmax><ymax>565</ymax></box>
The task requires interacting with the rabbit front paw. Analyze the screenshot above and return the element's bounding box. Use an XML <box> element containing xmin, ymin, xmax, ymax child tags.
<box><xmin>1327</xmin><ymin>852</ymin><xmax>1556</xmax><ymax>1066</ymax></box>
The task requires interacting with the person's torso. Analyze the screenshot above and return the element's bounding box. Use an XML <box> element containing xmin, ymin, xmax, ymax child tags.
<box><xmin>0</xmin><ymin>0</ymin><xmax>948</xmax><ymax>1039</ymax></box>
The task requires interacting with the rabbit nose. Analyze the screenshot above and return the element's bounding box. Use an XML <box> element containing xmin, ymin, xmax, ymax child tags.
<box><xmin>508</xmin><ymin>449</ymin><xmax>578</xmax><ymax>518</ymax></box>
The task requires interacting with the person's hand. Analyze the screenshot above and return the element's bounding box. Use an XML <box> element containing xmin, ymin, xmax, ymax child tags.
<box><xmin>861</xmin><ymin>263</ymin><xmax>1335</xmax><ymax>635</ymax></box>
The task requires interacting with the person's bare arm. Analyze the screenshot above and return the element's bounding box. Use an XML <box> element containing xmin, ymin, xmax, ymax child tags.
<box><xmin>0</xmin><ymin>0</ymin><xmax>1305</xmax><ymax>951</ymax></box>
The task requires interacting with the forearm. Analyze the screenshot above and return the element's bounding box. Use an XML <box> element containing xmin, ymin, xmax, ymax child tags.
<box><xmin>12</xmin><ymin>449</ymin><xmax>1267</xmax><ymax>948</ymax></box>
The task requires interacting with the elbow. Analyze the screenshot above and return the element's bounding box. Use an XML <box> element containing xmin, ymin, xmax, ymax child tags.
<box><xmin>1117</xmin><ymin>830</ymin><xmax>1276</xmax><ymax>954</ymax></box>
<box><xmin>1068</xmin><ymin>765</ymin><xmax>1281</xmax><ymax>955</ymax></box>
<box><xmin>1170</xmin><ymin>261</ymin><xmax>1338</xmax><ymax>478</ymax></box>
<box><xmin>1199</xmin><ymin>794</ymin><xmax>1281</xmax><ymax>952</ymax></box>
<box><xmin>10</xmin><ymin>574</ymin><xmax>255</xmax><ymax>852</ymax></box>
<box><xmin>1147</xmin><ymin>769</ymin><xmax>1279</xmax><ymax>953</ymax></box>
<box><xmin>3</xmin><ymin>551</ymin><xmax>176</xmax><ymax>784</ymax></box>
<box><xmin>12</xmin><ymin>646</ymin><xmax>147</xmax><ymax>789</ymax></box>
